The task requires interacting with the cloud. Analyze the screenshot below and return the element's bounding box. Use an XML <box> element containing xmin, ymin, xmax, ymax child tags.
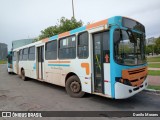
<box><xmin>0</xmin><ymin>0</ymin><xmax>160</xmax><ymax>50</ymax></box>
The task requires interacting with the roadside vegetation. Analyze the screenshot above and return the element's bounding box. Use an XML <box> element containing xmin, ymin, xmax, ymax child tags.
<box><xmin>0</xmin><ymin>60</ymin><xmax>7</xmax><ymax>64</ymax></box>
<box><xmin>147</xmin><ymin>56</ymin><xmax>160</xmax><ymax>62</ymax></box>
<box><xmin>146</xmin><ymin>37</ymin><xmax>160</xmax><ymax>55</ymax></box>
<box><xmin>148</xmin><ymin>85</ymin><xmax>160</xmax><ymax>90</ymax></box>
<box><xmin>148</xmin><ymin>63</ymin><xmax>160</xmax><ymax>68</ymax></box>
<box><xmin>148</xmin><ymin>70</ymin><xmax>160</xmax><ymax>76</ymax></box>
<box><xmin>147</xmin><ymin>56</ymin><xmax>160</xmax><ymax>76</ymax></box>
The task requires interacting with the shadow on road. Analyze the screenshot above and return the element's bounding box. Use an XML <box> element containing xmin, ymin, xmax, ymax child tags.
<box><xmin>22</xmin><ymin>77</ymin><xmax>158</xmax><ymax>110</ymax></box>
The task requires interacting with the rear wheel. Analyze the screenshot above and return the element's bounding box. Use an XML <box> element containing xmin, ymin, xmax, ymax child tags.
<box><xmin>66</xmin><ymin>75</ymin><xmax>85</xmax><ymax>98</ymax></box>
<box><xmin>21</xmin><ymin>69</ymin><xmax>27</xmax><ymax>81</ymax></box>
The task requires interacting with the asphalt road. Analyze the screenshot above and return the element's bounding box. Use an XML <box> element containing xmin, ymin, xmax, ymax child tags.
<box><xmin>0</xmin><ymin>64</ymin><xmax>160</xmax><ymax>120</ymax></box>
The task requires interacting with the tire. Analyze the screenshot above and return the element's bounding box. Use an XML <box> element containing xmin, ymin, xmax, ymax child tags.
<box><xmin>66</xmin><ymin>75</ymin><xmax>85</xmax><ymax>98</ymax></box>
<box><xmin>21</xmin><ymin>69</ymin><xmax>27</xmax><ymax>81</ymax></box>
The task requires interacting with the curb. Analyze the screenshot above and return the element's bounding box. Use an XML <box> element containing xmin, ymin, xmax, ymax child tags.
<box><xmin>144</xmin><ymin>89</ymin><xmax>160</xmax><ymax>94</ymax></box>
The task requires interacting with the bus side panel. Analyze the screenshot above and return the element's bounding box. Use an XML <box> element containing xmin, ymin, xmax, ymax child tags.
<box><xmin>12</xmin><ymin>61</ymin><xmax>17</xmax><ymax>74</ymax></box>
<box><xmin>32</xmin><ymin>63</ymin><xmax>37</xmax><ymax>79</ymax></box>
<box><xmin>103</xmin><ymin>63</ymin><xmax>111</xmax><ymax>97</ymax></box>
<box><xmin>44</xmin><ymin>60</ymin><xmax>61</xmax><ymax>86</ymax></box>
<box><xmin>28</xmin><ymin>61</ymin><xmax>37</xmax><ymax>79</ymax></box>
<box><xmin>67</xmin><ymin>59</ymin><xmax>92</xmax><ymax>93</ymax></box>
<box><xmin>24</xmin><ymin>61</ymin><xmax>30</xmax><ymax>77</ymax></box>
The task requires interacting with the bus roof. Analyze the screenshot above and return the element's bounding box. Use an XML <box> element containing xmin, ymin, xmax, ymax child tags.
<box><xmin>13</xmin><ymin>16</ymin><xmax>143</xmax><ymax>51</ymax></box>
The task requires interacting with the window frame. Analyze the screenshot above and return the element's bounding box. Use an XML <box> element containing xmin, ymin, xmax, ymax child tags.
<box><xmin>58</xmin><ymin>35</ymin><xmax>76</xmax><ymax>59</ymax></box>
<box><xmin>19</xmin><ymin>49</ymin><xmax>23</xmax><ymax>61</ymax></box>
<box><xmin>45</xmin><ymin>40</ymin><xmax>57</xmax><ymax>60</ymax></box>
<box><xmin>22</xmin><ymin>48</ymin><xmax>28</xmax><ymax>61</ymax></box>
<box><xmin>28</xmin><ymin>46</ymin><xmax>35</xmax><ymax>61</ymax></box>
<box><xmin>77</xmin><ymin>31</ymin><xmax>89</xmax><ymax>59</ymax></box>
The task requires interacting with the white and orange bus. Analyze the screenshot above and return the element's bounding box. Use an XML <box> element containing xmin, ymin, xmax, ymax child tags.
<box><xmin>11</xmin><ymin>16</ymin><xmax>148</xmax><ymax>99</ymax></box>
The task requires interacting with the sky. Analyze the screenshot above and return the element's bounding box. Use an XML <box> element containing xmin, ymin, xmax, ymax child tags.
<box><xmin>0</xmin><ymin>0</ymin><xmax>160</xmax><ymax>50</ymax></box>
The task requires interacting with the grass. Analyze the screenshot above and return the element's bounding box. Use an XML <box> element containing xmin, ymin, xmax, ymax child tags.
<box><xmin>147</xmin><ymin>56</ymin><xmax>160</xmax><ymax>62</ymax></box>
<box><xmin>148</xmin><ymin>63</ymin><xmax>160</xmax><ymax>68</ymax></box>
<box><xmin>148</xmin><ymin>85</ymin><xmax>160</xmax><ymax>90</ymax></box>
<box><xmin>0</xmin><ymin>60</ymin><xmax>7</xmax><ymax>64</ymax></box>
<box><xmin>148</xmin><ymin>70</ymin><xmax>160</xmax><ymax>76</ymax></box>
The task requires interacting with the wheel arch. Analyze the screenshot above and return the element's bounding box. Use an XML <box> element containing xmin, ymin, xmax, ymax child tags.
<box><xmin>65</xmin><ymin>72</ymin><xmax>79</xmax><ymax>84</ymax></box>
<box><xmin>65</xmin><ymin>72</ymin><xmax>85</xmax><ymax>97</ymax></box>
<box><xmin>20</xmin><ymin>67</ymin><xmax>24</xmax><ymax>74</ymax></box>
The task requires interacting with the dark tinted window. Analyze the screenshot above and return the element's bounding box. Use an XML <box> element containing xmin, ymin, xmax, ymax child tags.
<box><xmin>45</xmin><ymin>40</ymin><xmax>57</xmax><ymax>60</ymax></box>
<box><xmin>28</xmin><ymin>46</ymin><xmax>35</xmax><ymax>60</ymax></box>
<box><xmin>78</xmin><ymin>32</ymin><xmax>88</xmax><ymax>58</ymax></box>
<box><xmin>59</xmin><ymin>35</ymin><xmax>76</xmax><ymax>59</ymax></box>
<box><xmin>122</xmin><ymin>18</ymin><xmax>145</xmax><ymax>33</ymax></box>
<box><xmin>102</xmin><ymin>31</ymin><xmax>110</xmax><ymax>62</ymax></box>
<box><xmin>22</xmin><ymin>48</ymin><xmax>28</xmax><ymax>60</ymax></box>
<box><xmin>103</xmin><ymin>31</ymin><xmax>110</xmax><ymax>50</ymax></box>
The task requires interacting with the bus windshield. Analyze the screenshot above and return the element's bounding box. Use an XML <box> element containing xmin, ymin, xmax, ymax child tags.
<box><xmin>114</xmin><ymin>29</ymin><xmax>146</xmax><ymax>66</ymax></box>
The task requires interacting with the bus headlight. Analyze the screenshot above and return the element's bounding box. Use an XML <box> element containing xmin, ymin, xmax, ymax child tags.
<box><xmin>115</xmin><ymin>77</ymin><xmax>132</xmax><ymax>86</ymax></box>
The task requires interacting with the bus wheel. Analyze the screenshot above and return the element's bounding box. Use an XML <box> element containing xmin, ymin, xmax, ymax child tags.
<box><xmin>21</xmin><ymin>69</ymin><xmax>27</xmax><ymax>81</ymax></box>
<box><xmin>66</xmin><ymin>75</ymin><xmax>85</xmax><ymax>98</ymax></box>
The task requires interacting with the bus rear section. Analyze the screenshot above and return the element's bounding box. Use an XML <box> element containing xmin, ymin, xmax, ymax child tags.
<box><xmin>7</xmin><ymin>51</ymin><xmax>13</xmax><ymax>74</ymax></box>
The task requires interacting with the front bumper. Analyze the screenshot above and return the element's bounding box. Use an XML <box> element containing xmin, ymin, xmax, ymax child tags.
<box><xmin>115</xmin><ymin>77</ymin><xmax>148</xmax><ymax>99</ymax></box>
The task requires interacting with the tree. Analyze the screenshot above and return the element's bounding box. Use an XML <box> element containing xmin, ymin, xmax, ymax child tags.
<box><xmin>146</xmin><ymin>45</ymin><xmax>152</xmax><ymax>55</ymax></box>
<box><xmin>154</xmin><ymin>37</ymin><xmax>160</xmax><ymax>54</ymax></box>
<box><xmin>147</xmin><ymin>45</ymin><xmax>154</xmax><ymax>56</ymax></box>
<box><xmin>36</xmin><ymin>17</ymin><xmax>83</xmax><ymax>41</ymax></box>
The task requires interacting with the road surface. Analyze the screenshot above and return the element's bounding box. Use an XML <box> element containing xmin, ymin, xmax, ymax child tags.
<box><xmin>0</xmin><ymin>64</ymin><xmax>159</xmax><ymax>120</ymax></box>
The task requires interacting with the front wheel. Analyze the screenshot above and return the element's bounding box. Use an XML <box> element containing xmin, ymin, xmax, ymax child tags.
<box><xmin>66</xmin><ymin>75</ymin><xmax>85</xmax><ymax>98</ymax></box>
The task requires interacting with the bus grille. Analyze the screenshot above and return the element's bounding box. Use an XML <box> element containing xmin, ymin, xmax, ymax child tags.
<box><xmin>128</xmin><ymin>68</ymin><xmax>146</xmax><ymax>75</ymax></box>
<box><xmin>122</xmin><ymin>67</ymin><xmax>147</xmax><ymax>87</ymax></box>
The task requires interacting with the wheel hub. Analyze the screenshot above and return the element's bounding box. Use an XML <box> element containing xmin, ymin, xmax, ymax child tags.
<box><xmin>70</xmin><ymin>81</ymin><xmax>80</xmax><ymax>93</ymax></box>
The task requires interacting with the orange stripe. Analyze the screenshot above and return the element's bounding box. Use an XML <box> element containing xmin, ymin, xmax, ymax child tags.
<box><xmin>81</xmin><ymin>63</ymin><xmax>90</xmax><ymax>75</ymax></box>
<box><xmin>48</xmin><ymin>61</ymin><xmax>71</xmax><ymax>63</ymax></box>
<box><xmin>58</xmin><ymin>31</ymin><xmax>70</xmax><ymax>38</ymax></box>
<box><xmin>42</xmin><ymin>38</ymin><xmax>49</xmax><ymax>43</ymax></box>
<box><xmin>86</xmin><ymin>19</ymin><xmax>108</xmax><ymax>30</ymax></box>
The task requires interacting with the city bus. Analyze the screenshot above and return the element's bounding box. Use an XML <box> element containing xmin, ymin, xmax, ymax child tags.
<box><xmin>12</xmin><ymin>16</ymin><xmax>148</xmax><ymax>99</ymax></box>
<box><xmin>7</xmin><ymin>51</ymin><xmax>13</xmax><ymax>74</ymax></box>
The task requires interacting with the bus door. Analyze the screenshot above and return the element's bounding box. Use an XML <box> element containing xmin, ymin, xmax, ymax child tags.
<box><xmin>93</xmin><ymin>31</ymin><xmax>110</xmax><ymax>93</ymax></box>
<box><xmin>37</xmin><ymin>46</ymin><xmax>44</xmax><ymax>80</ymax></box>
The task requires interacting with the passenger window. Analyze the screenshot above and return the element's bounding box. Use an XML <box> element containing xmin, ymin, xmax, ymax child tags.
<box><xmin>45</xmin><ymin>40</ymin><xmax>57</xmax><ymax>60</ymax></box>
<box><xmin>59</xmin><ymin>36</ymin><xmax>76</xmax><ymax>59</ymax></box>
<box><xmin>78</xmin><ymin>32</ymin><xmax>89</xmax><ymax>58</ymax></box>
<box><xmin>22</xmin><ymin>48</ymin><xmax>28</xmax><ymax>60</ymax></box>
<box><xmin>28</xmin><ymin>46</ymin><xmax>35</xmax><ymax>60</ymax></box>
